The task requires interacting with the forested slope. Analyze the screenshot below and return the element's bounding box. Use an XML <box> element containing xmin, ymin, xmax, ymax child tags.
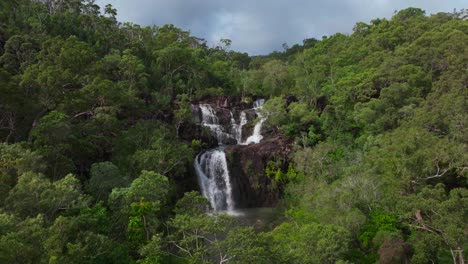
<box><xmin>0</xmin><ymin>1</ymin><xmax>466</xmax><ymax>263</ymax></box>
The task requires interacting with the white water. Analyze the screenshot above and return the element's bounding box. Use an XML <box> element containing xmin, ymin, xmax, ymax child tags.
<box><xmin>195</xmin><ymin>148</ymin><xmax>234</xmax><ymax>211</ymax></box>
<box><xmin>253</xmin><ymin>98</ymin><xmax>265</xmax><ymax>109</ymax></box>
<box><xmin>195</xmin><ymin>99</ymin><xmax>266</xmax><ymax>214</ymax></box>
<box><xmin>244</xmin><ymin>99</ymin><xmax>266</xmax><ymax>145</ymax></box>
<box><xmin>233</xmin><ymin>111</ymin><xmax>247</xmax><ymax>144</ymax></box>
<box><xmin>199</xmin><ymin>104</ymin><xmax>235</xmax><ymax>145</ymax></box>
<box><xmin>199</xmin><ymin>104</ymin><xmax>218</xmax><ymax>124</ymax></box>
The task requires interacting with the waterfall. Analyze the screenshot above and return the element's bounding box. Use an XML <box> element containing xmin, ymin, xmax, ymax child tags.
<box><xmin>199</xmin><ymin>104</ymin><xmax>218</xmax><ymax>124</ymax></box>
<box><xmin>194</xmin><ymin>99</ymin><xmax>266</xmax><ymax>213</ymax></box>
<box><xmin>199</xmin><ymin>104</ymin><xmax>234</xmax><ymax>145</ymax></box>
<box><xmin>194</xmin><ymin>148</ymin><xmax>234</xmax><ymax>211</ymax></box>
<box><xmin>244</xmin><ymin>115</ymin><xmax>265</xmax><ymax>144</ymax></box>
<box><xmin>244</xmin><ymin>99</ymin><xmax>266</xmax><ymax>145</ymax></box>
<box><xmin>233</xmin><ymin>111</ymin><xmax>247</xmax><ymax>144</ymax></box>
<box><xmin>253</xmin><ymin>98</ymin><xmax>265</xmax><ymax>109</ymax></box>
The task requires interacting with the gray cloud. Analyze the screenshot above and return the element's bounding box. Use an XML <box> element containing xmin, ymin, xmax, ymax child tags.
<box><xmin>96</xmin><ymin>0</ymin><xmax>464</xmax><ymax>55</ymax></box>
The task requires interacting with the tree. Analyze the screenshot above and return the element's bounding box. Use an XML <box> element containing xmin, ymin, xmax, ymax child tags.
<box><xmin>164</xmin><ymin>191</ymin><xmax>233</xmax><ymax>263</ymax></box>
<box><xmin>45</xmin><ymin>205</ymin><xmax>130</xmax><ymax>264</ymax></box>
<box><xmin>367</xmin><ymin>127</ymin><xmax>465</xmax><ymax>194</ymax></box>
<box><xmin>6</xmin><ymin>172</ymin><xmax>88</xmax><ymax>221</ymax></box>
<box><xmin>0</xmin><ymin>214</ymin><xmax>47</xmax><ymax>263</ymax></box>
<box><xmin>87</xmin><ymin>161</ymin><xmax>128</xmax><ymax>201</ymax></box>
<box><xmin>31</xmin><ymin>111</ymin><xmax>74</xmax><ymax>180</ymax></box>
<box><xmin>398</xmin><ymin>184</ymin><xmax>467</xmax><ymax>264</ymax></box>
<box><xmin>261</xmin><ymin>60</ymin><xmax>291</xmax><ymax>96</ymax></box>
<box><xmin>261</xmin><ymin>96</ymin><xmax>287</xmax><ymax>132</ymax></box>
<box><xmin>282</xmin><ymin>101</ymin><xmax>319</xmax><ymax>139</ymax></box>
<box><xmin>0</xmin><ymin>34</ymin><xmax>39</xmax><ymax>74</ymax></box>
<box><xmin>269</xmin><ymin>221</ymin><xmax>351</xmax><ymax>263</ymax></box>
<box><xmin>221</xmin><ymin>227</ymin><xmax>277</xmax><ymax>264</ymax></box>
<box><xmin>173</xmin><ymin>93</ymin><xmax>192</xmax><ymax>137</ymax></box>
<box><xmin>0</xmin><ymin>143</ymin><xmax>44</xmax><ymax>204</ymax></box>
<box><xmin>108</xmin><ymin>170</ymin><xmax>169</xmax><ymax>243</ymax></box>
<box><xmin>112</xmin><ymin>121</ymin><xmax>193</xmax><ymax>179</ymax></box>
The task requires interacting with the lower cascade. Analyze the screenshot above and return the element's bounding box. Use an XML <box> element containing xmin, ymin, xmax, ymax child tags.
<box><xmin>194</xmin><ymin>148</ymin><xmax>234</xmax><ymax>211</ymax></box>
<box><xmin>194</xmin><ymin>99</ymin><xmax>266</xmax><ymax>213</ymax></box>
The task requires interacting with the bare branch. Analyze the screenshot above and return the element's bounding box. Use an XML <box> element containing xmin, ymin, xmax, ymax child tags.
<box><xmin>424</xmin><ymin>160</ymin><xmax>453</xmax><ymax>180</ymax></box>
<box><xmin>169</xmin><ymin>241</ymin><xmax>193</xmax><ymax>257</ymax></box>
<box><xmin>70</xmin><ymin>111</ymin><xmax>94</xmax><ymax>120</ymax></box>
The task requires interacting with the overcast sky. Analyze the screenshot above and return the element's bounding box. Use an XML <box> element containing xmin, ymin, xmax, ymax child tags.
<box><xmin>95</xmin><ymin>0</ymin><xmax>466</xmax><ymax>55</ymax></box>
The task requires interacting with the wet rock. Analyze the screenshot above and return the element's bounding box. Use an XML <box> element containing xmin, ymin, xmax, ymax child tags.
<box><xmin>179</xmin><ymin>122</ymin><xmax>218</xmax><ymax>148</ymax></box>
<box><xmin>216</xmin><ymin>108</ymin><xmax>232</xmax><ymax>128</ymax></box>
<box><xmin>241</xmin><ymin>122</ymin><xmax>255</xmax><ymax>142</ymax></box>
<box><xmin>191</xmin><ymin>104</ymin><xmax>202</xmax><ymax>124</ymax></box>
<box><xmin>225</xmin><ymin>136</ymin><xmax>292</xmax><ymax>208</ymax></box>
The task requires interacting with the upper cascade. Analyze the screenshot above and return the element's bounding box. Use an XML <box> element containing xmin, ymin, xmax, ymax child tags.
<box><xmin>194</xmin><ymin>99</ymin><xmax>266</xmax><ymax>146</ymax></box>
<box><xmin>198</xmin><ymin>104</ymin><xmax>235</xmax><ymax>145</ymax></box>
<box><xmin>253</xmin><ymin>98</ymin><xmax>265</xmax><ymax>109</ymax></box>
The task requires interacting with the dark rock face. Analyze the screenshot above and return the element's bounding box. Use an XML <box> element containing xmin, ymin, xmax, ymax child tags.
<box><xmin>239</xmin><ymin>109</ymin><xmax>257</xmax><ymax>142</ymax></box>
<box><xmin>191</xmin><ymin>104</ymin><xmax>202</xmax><ymax>124</ymax></box>
<box><xmin>241</xmin><ymin>122</ymin><xmax>255</xmax><ymax>143</ymax></box>
<box><xmin>216</xmin><ymin>108</ymin><xmax>232</xmax><ymax>126</ymax></box>
<box><xmin>225</xmin><ymin>136</ymin><xmax>292</xmax><ymax>208</ymax></box>
<box><xmin>178</xmin><ymin>122</ymin><xmax>218</xmax><ymax>148</ymax></box>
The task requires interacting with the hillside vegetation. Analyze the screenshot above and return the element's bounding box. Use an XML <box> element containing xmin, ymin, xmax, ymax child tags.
<box><xmin>0</xmin><ymin>1</ymin><xmax>466</xmax><ymax>263</ymax></box>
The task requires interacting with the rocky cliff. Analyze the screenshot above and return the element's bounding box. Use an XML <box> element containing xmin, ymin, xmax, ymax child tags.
<box><xmin>225</xmin><ymin>136</ymin><xmax>292</xmax><ymax>208</ymax></box>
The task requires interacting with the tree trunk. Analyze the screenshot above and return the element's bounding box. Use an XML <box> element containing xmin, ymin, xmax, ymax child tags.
<box><xmin>28</xmin><ymin>108</ymin><xmax>48</xmax><ymax>143</ymax></box>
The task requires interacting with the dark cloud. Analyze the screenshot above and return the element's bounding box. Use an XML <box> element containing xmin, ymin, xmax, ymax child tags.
<box><xmin>96</xmin><ymin>0</ymin><xmax>463</xmax><ymax>55</ymax></box>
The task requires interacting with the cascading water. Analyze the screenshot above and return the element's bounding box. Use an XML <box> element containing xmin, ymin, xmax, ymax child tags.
<box><xmin>243</xmin><ymin>99</ymin><xmax>265</xmax><ymax>145</ymax></box>
<box><xmin>194</xmin><ymin>148</ymin><xmax>234</xmax><ymax>211</ymax></box>
<box><xmin>253</xmin><ymin>98</ymin><xmax>265</xmax><ymax>109</ymax></box>
<box><xmin>232</xmin><ymin>111</ymin><xmax>247</xmax><ymax>144</ymax></box>
<box><xmin>194</xmin><ymin>99</ymin><xmax>266</xmax><ymax>213</ymax></box>
<box><xmin>199</xmin><ymin>104</ymin><xmax>234</xmax><ymax>145</ymax></box>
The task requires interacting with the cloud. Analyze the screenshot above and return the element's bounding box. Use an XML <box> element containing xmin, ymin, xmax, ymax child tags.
<box><xmin>96</xmin><ymin>0</ymin><xmax>463</xmax><ymax>55</ymax></box>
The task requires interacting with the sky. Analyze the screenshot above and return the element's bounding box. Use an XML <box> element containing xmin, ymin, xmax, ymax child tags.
<box><xmin>95</xmin><ymin>0</ymin><xmax>466</xmax><ymax>55</ymax></box>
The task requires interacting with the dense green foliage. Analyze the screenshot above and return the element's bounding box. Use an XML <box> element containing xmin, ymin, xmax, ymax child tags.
<box><xmin>0</xmin><ymin>1</ymin><xmax>466</xmax><ymax>263</ymax></box>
